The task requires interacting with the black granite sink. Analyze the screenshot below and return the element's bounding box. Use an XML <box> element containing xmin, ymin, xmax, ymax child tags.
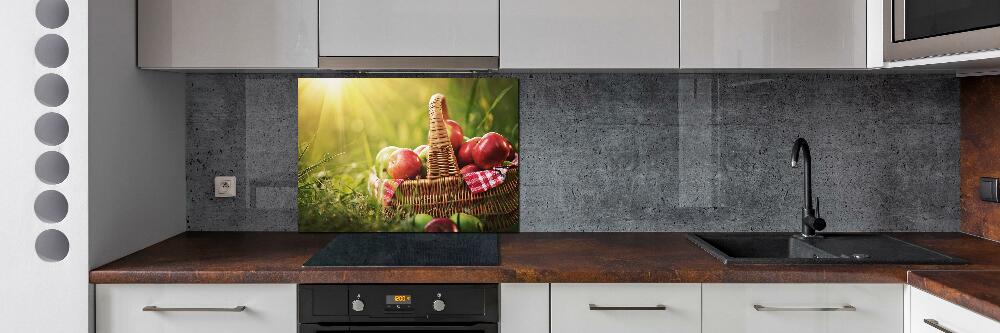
<box><xmin>687</xmin><ymin>233</ymin><xmax>966</xmax><ymax>265</ymax></box>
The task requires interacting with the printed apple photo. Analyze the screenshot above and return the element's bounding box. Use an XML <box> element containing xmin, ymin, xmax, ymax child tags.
<box><xmin>297</xmin><ymin>78</ymin><xmax>520</xmax><ymax>232</ymax></box>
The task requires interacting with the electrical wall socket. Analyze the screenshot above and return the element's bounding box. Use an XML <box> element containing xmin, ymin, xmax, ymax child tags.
<box><xmin>980</xmin><ymin>177</ymin><xmax>999</xmax><ymax>202</ymax></box>
<box><xmin>215</xmin><ymin>176</ymin><xmax>236</xmax><ymax>198</ymax></box>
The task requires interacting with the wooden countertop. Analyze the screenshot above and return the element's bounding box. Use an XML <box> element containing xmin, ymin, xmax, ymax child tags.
<box><xmin>89</xmin><ymin>232</ymin><xmax>1000</xmax><ymax>321</ymax></box>
<box><xmin>908</xmin><ymin>270</ymin><xmax>1000</xmax><ymax>323</ymax></box>
<box><xmin>91</xmin><ymin>232</ymin><xmax>1000</xmax><ymax>284</ymax></box>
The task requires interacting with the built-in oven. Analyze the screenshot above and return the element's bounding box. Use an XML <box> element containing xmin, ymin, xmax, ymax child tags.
<box><xmin>298</xmin><ymin>284</ymin><xmax>498</xmax><ymax>333</ymax></box>
<box><xmin>885</xmin><ymin>0</ymin><xmax>1000</xmax><ymax>61</ymax></box>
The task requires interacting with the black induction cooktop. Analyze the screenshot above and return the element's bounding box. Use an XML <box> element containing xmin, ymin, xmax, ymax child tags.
<box><xmin>303</xmin><ymin>233</ymin><xmax>499</xmax><ymax>267</ymax></box>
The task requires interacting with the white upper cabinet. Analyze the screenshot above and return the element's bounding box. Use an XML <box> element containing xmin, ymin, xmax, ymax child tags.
<box><xmin>132</xmin><ymin>0</ymin><xmax>882</xmax><ymax>70</ymax></box>
<box><xmin>319</xmin><ymin>0</ymin><xmax>499</xmax><ymax>57</ymax></box>
<box><xmin>137</xmin><ymin>0</ymin><xmax>318</xmax><ymax>69</ymax></box>
<box><xmin>680</xmin><ymin>0</ymin><xmax>870</xmax><ymax>69</ymax></box>
<box><xmin>500</xmin><ymin>0</ymin><xmax>680</xmax><ymax>69</ymax></box>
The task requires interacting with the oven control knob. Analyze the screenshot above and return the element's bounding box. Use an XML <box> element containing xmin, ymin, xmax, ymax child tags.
<box><xmin>432</xmin><ymin>299</ymin><xmax>446</xmax><ymax>312</ymax></box>
<box><xmin>351</xmin><ymin>299</ymin><xmax>365</xmax><ymax>312</ymax></box>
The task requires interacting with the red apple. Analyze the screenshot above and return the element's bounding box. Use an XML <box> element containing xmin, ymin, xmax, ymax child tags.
<box><xmin>424</xmin><ymin>217</ymin><xmax>458</xmax><ymax>232</ymax></box>
<box><xmin>445</xmin><ymin>120</ymin><xmax>464</xmax><ymax>150</ymax></box>
<box><xmin>387</xmin><ymin>148</ymin><xmax>421</xmax><ymax>180</ymax></box>
<box><xmin>457</xmin><ymin>136</ymin><xmax>480</xmax><ymax>166</ymax></box>
<box><xmin>504</xmin><ymin>141</ymin><xmax>516</xmax><ymax>161</ymax></box>
<box><xmin>473</xmin><ymin>132</ymin><xmax>512</xmax><ymax>170</ymax></box>
<box><xmin>460</xmin><ymin>164</ymin><xmax>481</xmax><ymax>174</ymax></box>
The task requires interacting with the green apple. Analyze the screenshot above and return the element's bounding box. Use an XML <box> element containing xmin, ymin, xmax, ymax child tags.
<box><xmin>415</xmin><ymin>145</ymin><xmax>430</xmax><ymax>177</ymax></box>
<box><xmin>450</xmin><ymin>212</ymin><xmax>483</xmax><ymax>232</ymax></box>
<box><xmin>412</xmin><ymin>213</ymin><xmax>433</xmax><ymax>230</ymax></box>
<box><xmin>374</xmin><ymin>146</ymin><xmax>399</xmax><ymax>178</ymax></box>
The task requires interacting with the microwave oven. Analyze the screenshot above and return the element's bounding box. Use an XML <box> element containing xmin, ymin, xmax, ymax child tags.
<box><xmin>884</xmin><ymin>0</ymin><xmax>1000</xmax><ymax>62</ymax></box>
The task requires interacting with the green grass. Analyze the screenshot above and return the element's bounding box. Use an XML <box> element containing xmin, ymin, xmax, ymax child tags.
<box><xmin>297</xmin><ymin>78</ymin><xmax>519</xmax><ymax>232</ymax></box>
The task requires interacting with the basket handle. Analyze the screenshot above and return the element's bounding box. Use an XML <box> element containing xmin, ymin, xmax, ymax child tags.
<box><xmin>426</xmin><ymin>93</ymin><xmax>460</xmax><ymax>179</ymax></box>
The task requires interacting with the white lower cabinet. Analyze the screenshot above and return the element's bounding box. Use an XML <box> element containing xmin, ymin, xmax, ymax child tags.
<box><xmin>551</xmin><ymin>283</ymin><xmax>701</xmax><ymax>333</ymax></box>
<box><xmin>94</xmin><ymin>282</ymin><xmax>1000</xmax><ymax>333</ymax></box>
<box><xmin>702</xmin><ymin>283</ymin><xmax>904</xmax><ymax>333</ymax></box>
<box><xmin>910</xmin><ymin>286</ymin><xmax>1000</xmax><ymax>333</ymax></box>
<box><xmin>500</xmin><ymin>283</ymin><xmax>549</xmax><ymax>333</ymax></box>
<box><xmin>96</xmin><ymin>284</ymin><xmax>297</xmax><ymax>333</ymax></box>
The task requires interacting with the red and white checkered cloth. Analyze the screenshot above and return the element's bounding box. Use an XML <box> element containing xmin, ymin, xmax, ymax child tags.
<box><xmin>373</xmin><ymin>154</ymin><xmax>519</xmax><ymax>202</ymax></box>
<box><xmin>463</xmin><ymin>167</ymin><xmax>509</xmax><ymax>194</ymax></box>
<box><xmin>370</xmin><ymin>173</ymin><xmax>404</xmax><ymax>205</ymax></box>
<box><xmin>463</xmin><ymin>153</ymin><xmax>519</xmax><ymax>194</ymax></box>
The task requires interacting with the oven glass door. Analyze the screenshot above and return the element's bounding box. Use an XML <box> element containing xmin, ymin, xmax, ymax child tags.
<box><xmin>300</xmin><ymin>324</ymin><xmax>497</xmax><ymax>333</ymax></box>
<box><xmin>898</xmin><ymin>0</ymin><xmax>1000</xmax><ymax>41</ymax></box>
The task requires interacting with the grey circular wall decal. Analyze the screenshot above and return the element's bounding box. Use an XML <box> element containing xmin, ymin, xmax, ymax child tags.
<box><xmin>34</xmin><ymin>190</ymin><xmax>68</xmax><ymax>223</ymax></box>
<box><xmin>34</xmin><ymin>73</ymin><xmax>69</xmax><ymax>107</ymax></box>
<box><xmin>35</xmin><ymin>112</ymin><xmax>69</xmax><ymax>146</ymax></box>
<box><xmin>36</xmin><ymin>0</ymin><xmax>70</xmax><ymax>29</ymax></box>
<box><xmin>35</xmin><ymin>34</ymin><xmax>69</xmax><ymax>68</ymax></box>
<box><xmin>35</xmin><ymin>229</ymin><xmax>70</xmax><ymax>262</ymax></box>
<box><xmin>35</xmin><ymin>151</ymin><xmax>69</xmax><ymax>185</ymax></box>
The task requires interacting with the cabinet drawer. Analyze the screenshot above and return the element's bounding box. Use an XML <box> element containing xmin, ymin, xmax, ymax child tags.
<box><xmin>96</xmin><ymin>284</ymin><xmax>296</xmax><ymax>333</ymax></box>
<box><xmin>910</xmin><ymin>287</ymin><xmax>1000</xmax><ymax>333</ymax></box>
<box><xmin>500</xmin><ymin>284</ymin><xmax>548</xmax><ymax>333</ymax></box>
<box><xmin>703</xmin><ymin>283</ymin><xmax>903</xmax><ymax>333</ymax></box>
<box><xmin>551</xmin><ymin>283</ymin><xmax>701</xmax><ymax>333</ymax></box>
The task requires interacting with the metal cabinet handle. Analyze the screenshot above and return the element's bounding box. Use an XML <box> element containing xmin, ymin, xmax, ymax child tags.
<box><xmin>142</xmin><ymin>306</ymin><xmax>247</xmax><ymax>312</ymax></box>
<box><xmin>923</xmin><ymin>319</ymin><xmax>955</xmax><ymax>333</ymax></box>
<box><xmin>589</xmin><ymin>304</ymin><xmax>667</xmax><ymax>311</ymax></box>
<box><xmin>753</xmin><ymin>304</ymin><xmax>856</xmax><ymax>312</ymax></box>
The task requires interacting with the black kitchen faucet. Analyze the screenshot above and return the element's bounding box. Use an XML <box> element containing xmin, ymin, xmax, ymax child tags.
<box><xmin>791</xmin><ymin>138</ymin><xmax>826</xmax><ymax>238</ymax></box>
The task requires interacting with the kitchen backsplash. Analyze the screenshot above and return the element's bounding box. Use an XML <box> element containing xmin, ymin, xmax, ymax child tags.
<box><xmin>960</xmin><ymin>76</ymin><xmax>1000</xmax><ymax>242</ymax></box>
<box><xmin>186</xmin><ymin>73</ymin><xmax>960</xmax><ymax>232</ymax></box>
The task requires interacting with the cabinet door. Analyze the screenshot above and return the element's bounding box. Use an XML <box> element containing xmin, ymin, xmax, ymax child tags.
<box><xmin>551</xmin><ymin>283</ymin><xmax>701</xmax><ymax>333</ymax></box>
<box><xmin>501</xmin><ymin>0</ymin><xmax>680</xmax><ymax>69</ymax></box>
<box><xmin>319</xmin><ymin>0</ymin><xmax>499</xmax><ymax>57</ymax></box>
<box><xmin>96</xmin><ymin>284</ymin><xmax>297</xmax><ymax>333</ymax></box>
<box><xmin>137</xmin><ymin>0</ymin><xmax>318</xmax><ymax>69</ymax></box>
<box><xmin>500</xmin><ymin>284</ymin><xmax>548</xmax><ymax>333</ymax></box>
<box><xmin>680</xmin><ymin>0</ymin><xmax>867</xmax><ymax>68</ymax></box>
<box><xmin>702</xmin><ymin>283</ymin><xmax>903</xmax><ymax>333</ymax></box>
<box><xmin>910</xmin><ymin>287</ymin><xmax>1000</xmax><ymax>333</ymax></box>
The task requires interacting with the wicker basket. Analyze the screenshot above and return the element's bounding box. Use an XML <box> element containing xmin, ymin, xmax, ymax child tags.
<box><xmin>372</xmin><ymin>93</ymin><xmax>519</xmax><ymax>231</ymax></box>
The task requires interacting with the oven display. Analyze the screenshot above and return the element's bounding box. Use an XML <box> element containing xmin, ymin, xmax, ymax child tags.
<box><xmin>386</xmin><ymin>295</ymin><xmax>412</xmax><ymax>304</ymax></box>
<box><xmin>385</xmin><ymin>295</ymin><xmax>413</xmax><ymax>311</ymax></box>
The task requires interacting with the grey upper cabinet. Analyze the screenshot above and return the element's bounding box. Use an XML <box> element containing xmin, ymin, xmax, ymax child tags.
<box><xmin>501</xmin><ymin>0</ymin><xmax>680</xmax><ymax>69</ymax></box>
<box><xmin>680</xmin><ymin>0</ymin><xmax>870</xmax><ymax>69</ymax></box>
<box><xmin>132</xmin><ymin>0</ymin><xmax>878</xmax><ymax>70</ymax></box>
<box><xmin>138</xmin><ymin>0</ymin><xmax>318</xmax><ymax>69</ymax></box>
<box><xmin>318</xmin><ymin>0</ymin><xmax>499</xmax><ymax>70</ymax></box>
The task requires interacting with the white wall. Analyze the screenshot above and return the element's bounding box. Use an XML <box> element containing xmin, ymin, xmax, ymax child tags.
<box><xmin>88</xmin><ymin>0</ymin><xmax>186</xmax><ymax>269</ymax></box>
<box><xmin>0</xmin><ymin>0</ymin><xmax>90</xmax><ymax>331</ymax></box>
<box><xmin>0</xmin><ymin>0</ymin><xmax>184</xmax><ymax>331</ymax></box>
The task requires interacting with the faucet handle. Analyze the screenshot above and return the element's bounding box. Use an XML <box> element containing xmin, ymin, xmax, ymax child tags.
<box><xmin>811</xmin><ymin>216</ymin><xmax>827</xmax><ymax>231</ymax></box>
<box><xmin>815</xmin><ymin>196</ymin><xmax>820</xmax><ymax>218</ymax></box>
